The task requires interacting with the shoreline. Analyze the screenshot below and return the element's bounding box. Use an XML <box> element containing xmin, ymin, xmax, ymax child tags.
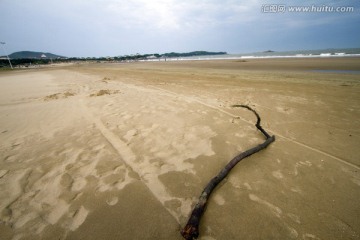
<box><xmin>142</xmin><ymin>54</ymin><xmax>360</xmax><ymax>62</ymax></box>
<box><xmin>2</xmin><ymin>56</ymin><xmax>360</xmax><ymax>72</ymax></box>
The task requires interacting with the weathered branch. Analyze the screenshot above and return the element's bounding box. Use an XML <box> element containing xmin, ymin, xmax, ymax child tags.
<box><xmin>181</xmin><ymin>105</ymin><xmax>275</xmax><ymax>240</ymax></box>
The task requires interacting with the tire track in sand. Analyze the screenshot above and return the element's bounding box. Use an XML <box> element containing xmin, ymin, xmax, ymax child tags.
<box><xmin>79</xmin><ymin>98</ymin><xmax>185</xmax><ymax>224</ymax></box>
<box><xmin>150</xmin><ymin>86</ymin><xmax>360</xmax><ymax>171</ymax></box>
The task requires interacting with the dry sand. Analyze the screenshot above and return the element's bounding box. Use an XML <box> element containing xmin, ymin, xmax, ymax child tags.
<box><xmin>0</xmin><ymin>58</ymin><xmax>359</xmax><ymax>240</ymax></box>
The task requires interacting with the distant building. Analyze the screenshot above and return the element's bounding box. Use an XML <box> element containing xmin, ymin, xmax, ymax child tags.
<box><xmin>41</xmin><ymin>54</ymin><xmax>47</xmax><ymax>58</ymax></box>
<box><xmin>146</xmin><ymin>55</ymin><xmax>157</xmax><ymax>60</ymax></box>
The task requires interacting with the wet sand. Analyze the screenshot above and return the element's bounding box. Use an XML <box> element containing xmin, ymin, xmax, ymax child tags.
<box><xmin>0</xmin><ymin>58</ymin><xmax>360</xmax><ymax>240</ymax></box>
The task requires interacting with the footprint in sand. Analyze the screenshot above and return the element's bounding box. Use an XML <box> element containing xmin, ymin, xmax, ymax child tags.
<box><xmin>71</xmin><ymin>177</ymin><xmax>87</xmax><ymax>191</ymax></box>
<box><xmin>106</xmin><ymin>196</ymin><xmax>119</xmax><ymax>206</ymax></box>
<box><xmin>213</xmin><ymin>194</ymin><xmax>226</xmax><ymax>206</ymax></box>
<box><xmin>69</xmin><ymin>206</ymin><xmax>89</xmax><ymax>231</ymax></box>
<box><xmin>303</xmin><ymin>233</ymin><xmax>321</xmax><ymax>239</ymax></box>
<box><xmin>272</xmin><ymin>170</ymin><xmax>284</xmax><ymax>180</ymax></box>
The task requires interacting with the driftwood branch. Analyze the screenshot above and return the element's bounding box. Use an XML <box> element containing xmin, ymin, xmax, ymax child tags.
<box><xmin>181</xmin><ymin>105</ymin><xmax>275</xmax><ymax>240</ymax></box>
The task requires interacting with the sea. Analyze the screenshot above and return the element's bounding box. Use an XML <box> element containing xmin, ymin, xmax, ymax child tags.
<box><xmin>159</xmin><ymin>48</ymin><xmax>360</xmax><ymax>61</ymax></box>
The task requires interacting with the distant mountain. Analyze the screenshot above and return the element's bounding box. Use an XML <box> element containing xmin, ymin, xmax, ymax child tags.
<box><xmin>9</xmin><ymin>51</ymin><xmax>66</xmax><ymax>59</ymax></box>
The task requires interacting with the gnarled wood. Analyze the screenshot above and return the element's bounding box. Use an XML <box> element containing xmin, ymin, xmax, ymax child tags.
<box><xmin>181</xmin><ymin>105</ymin><xmax>275</xmax><ymax>240</ymax></box>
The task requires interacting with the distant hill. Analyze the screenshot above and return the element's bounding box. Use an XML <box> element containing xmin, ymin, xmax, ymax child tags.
<box><xmin>161</xmin><ymin>51</ymin><xmax>227</xmax><ymax>58</ymax></box>
<box><xmin>9</xmin><ymin>51</ymin><xmax>66</xmax><ymax>59</ymax></box>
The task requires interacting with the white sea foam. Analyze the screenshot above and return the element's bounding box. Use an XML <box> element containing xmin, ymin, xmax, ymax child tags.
<box><xmin>140</xmin><ymin>48</ymin><xmax>360</xmax><ymax>62</ymax></box>
<box><xmin>141</xmin><ymin>52</ymin><xmax>360</xmax><ymax>62</ymax></box>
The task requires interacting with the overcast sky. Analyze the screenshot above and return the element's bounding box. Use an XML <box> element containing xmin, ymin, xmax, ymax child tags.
<box><xmin>1</xmin><ymin>0</ymin><xmax>359</xmax><ymax>57</ymax></box>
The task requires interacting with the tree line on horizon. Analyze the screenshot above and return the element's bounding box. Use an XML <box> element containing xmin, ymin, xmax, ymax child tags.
<box><xmin>0</xmin><ymin>51</ymin><xmax>227</xmax><ymax>68</ymax></box>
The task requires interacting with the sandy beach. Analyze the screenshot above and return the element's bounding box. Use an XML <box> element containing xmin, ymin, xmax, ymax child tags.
<box><xmin>1</xmin><ymin>58</ymin><xmax>360</xmax><ymax>240</ymax></box>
